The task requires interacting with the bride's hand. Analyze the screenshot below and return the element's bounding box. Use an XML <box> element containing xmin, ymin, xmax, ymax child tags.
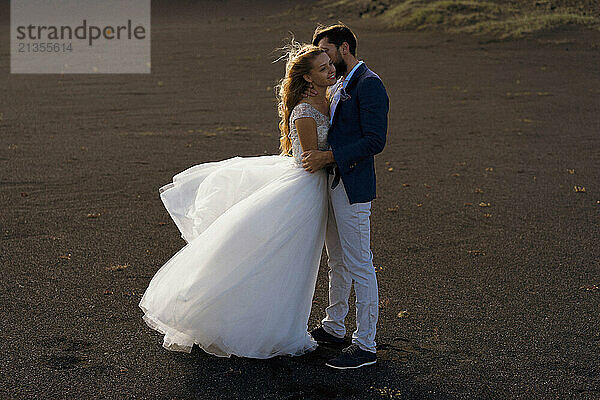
<box><xmin>301</xmin><ymin>150</ymin><xmax>334</xmax><ymax>173</ymax></box>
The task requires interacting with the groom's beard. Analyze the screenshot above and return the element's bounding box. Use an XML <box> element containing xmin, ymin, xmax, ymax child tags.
<box><xmin>334</xmin><ymin>58</ymin><xmax>347</xmax><ymax>79</ymax></box>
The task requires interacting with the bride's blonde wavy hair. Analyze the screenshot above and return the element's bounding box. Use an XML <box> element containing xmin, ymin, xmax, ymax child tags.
<box><xmin>275</xmin><ymin>41</ymin><xmax>325</xmax><ymax>156</ymax></box>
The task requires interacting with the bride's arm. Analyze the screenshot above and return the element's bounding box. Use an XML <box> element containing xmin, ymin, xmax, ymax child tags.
<box><xmin>294</xmin><ymin>117</ymin><xmax>319</xmax><ymax>172</ymax></box>
<box><xmin>294</xmin><ymin>117</ymin><xmax>318</xmax><ymax>152</ymax></box>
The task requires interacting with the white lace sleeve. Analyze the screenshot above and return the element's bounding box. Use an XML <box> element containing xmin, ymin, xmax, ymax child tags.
<box><xmin>288</xmin><ymin>103</ymin><xmax>330</xmax><ymax>166</ymax></box>
<box><xmin>290</xmin><ymin>103</ymin><xmax>319</xmax><ymax>125</ymax></box>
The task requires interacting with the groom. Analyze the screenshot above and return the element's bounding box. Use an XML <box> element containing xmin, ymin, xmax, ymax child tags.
<box><xmin>301</xmin><ymin>23</ymin><xmax>389</xmax><ymax>369</ymax></box>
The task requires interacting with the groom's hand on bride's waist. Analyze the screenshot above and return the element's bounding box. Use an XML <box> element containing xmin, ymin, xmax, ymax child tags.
<box><xmin>301</xmin><ymin>150</ymin><xmax>335</xmax><ymax>173</ymax></box>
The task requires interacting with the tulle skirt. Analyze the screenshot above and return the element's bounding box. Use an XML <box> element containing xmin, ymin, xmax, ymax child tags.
<box><xmin>139</xmin><ymin>155</ymin><xmax>328</xmax><ymax>358</ymax></box>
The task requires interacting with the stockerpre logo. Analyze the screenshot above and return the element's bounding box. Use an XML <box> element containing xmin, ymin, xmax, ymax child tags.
<box><xmin>11</xmin><ymin>0</ymin><xmax>150</xmax><ymax>74</ymax></box>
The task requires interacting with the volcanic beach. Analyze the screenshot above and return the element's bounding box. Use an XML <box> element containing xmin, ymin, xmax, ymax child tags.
<box><xmin>1</xmin><ymin>1</ymin><xmax>599</xmax><ymax>398</ymax></box>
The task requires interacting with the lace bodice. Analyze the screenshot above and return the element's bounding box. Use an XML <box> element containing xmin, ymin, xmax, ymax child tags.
<box><xmin>288</xmin><ymin>103</ymin><xmax>330</xmax><ymax>165</ymax></box>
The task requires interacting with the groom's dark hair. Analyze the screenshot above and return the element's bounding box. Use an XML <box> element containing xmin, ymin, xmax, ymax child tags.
<box><xmin>312</xmin><ymin>23</ymin><xmax>357</xmax><ymax>56</ymax></box>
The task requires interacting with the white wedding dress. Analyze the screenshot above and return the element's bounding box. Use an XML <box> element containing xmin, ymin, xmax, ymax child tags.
<box><xmin>139</xmin><ymin>103</ymin><xmax>331</xmax><ymax>358</ymax></box>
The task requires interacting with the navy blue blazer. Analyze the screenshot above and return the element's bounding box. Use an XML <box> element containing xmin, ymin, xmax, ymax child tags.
<box><xmin>328</xmin><ymin>63</ymin><xmax>389</xmax><ymax>204</ymax></box>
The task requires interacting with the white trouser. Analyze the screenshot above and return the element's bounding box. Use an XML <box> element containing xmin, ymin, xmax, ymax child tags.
<box><xmin>321</xmin><ymin>174</ymin><xmax>379</xmax><ymax>353</ymax></box>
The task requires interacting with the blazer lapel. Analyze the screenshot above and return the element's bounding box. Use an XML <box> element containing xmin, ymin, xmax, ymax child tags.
<box><xmin>331</xmin><ymin>63</ymin><xmax>368</xmax><ymax>125</ymax></box>
<box><xmin>343</xmin><ymin>63</ymin><xmax>367</xmax><ymax>93</ymax></box>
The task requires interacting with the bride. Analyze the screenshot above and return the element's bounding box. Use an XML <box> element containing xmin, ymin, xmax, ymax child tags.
<box><xmin>139</xmin><ymin>43</ymin><xmax>337</xmax><ymax>358</ymax></box>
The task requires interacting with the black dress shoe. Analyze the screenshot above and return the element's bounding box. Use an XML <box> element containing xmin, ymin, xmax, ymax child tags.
<box><xmin>309</xmin><ymin>326</ymin><xmax>344</xmax><ymax>344</ymax></box>
<box><xmin>325</xmin><ymin>344</ymin><xmax>377</xmax><ymax>369</ymax></box>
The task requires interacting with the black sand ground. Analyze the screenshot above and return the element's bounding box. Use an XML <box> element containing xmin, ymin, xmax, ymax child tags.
<box><xmin>1</xmin><ymin>1</ymin><xmax>599</xmax><ymax>398</ymax></box>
